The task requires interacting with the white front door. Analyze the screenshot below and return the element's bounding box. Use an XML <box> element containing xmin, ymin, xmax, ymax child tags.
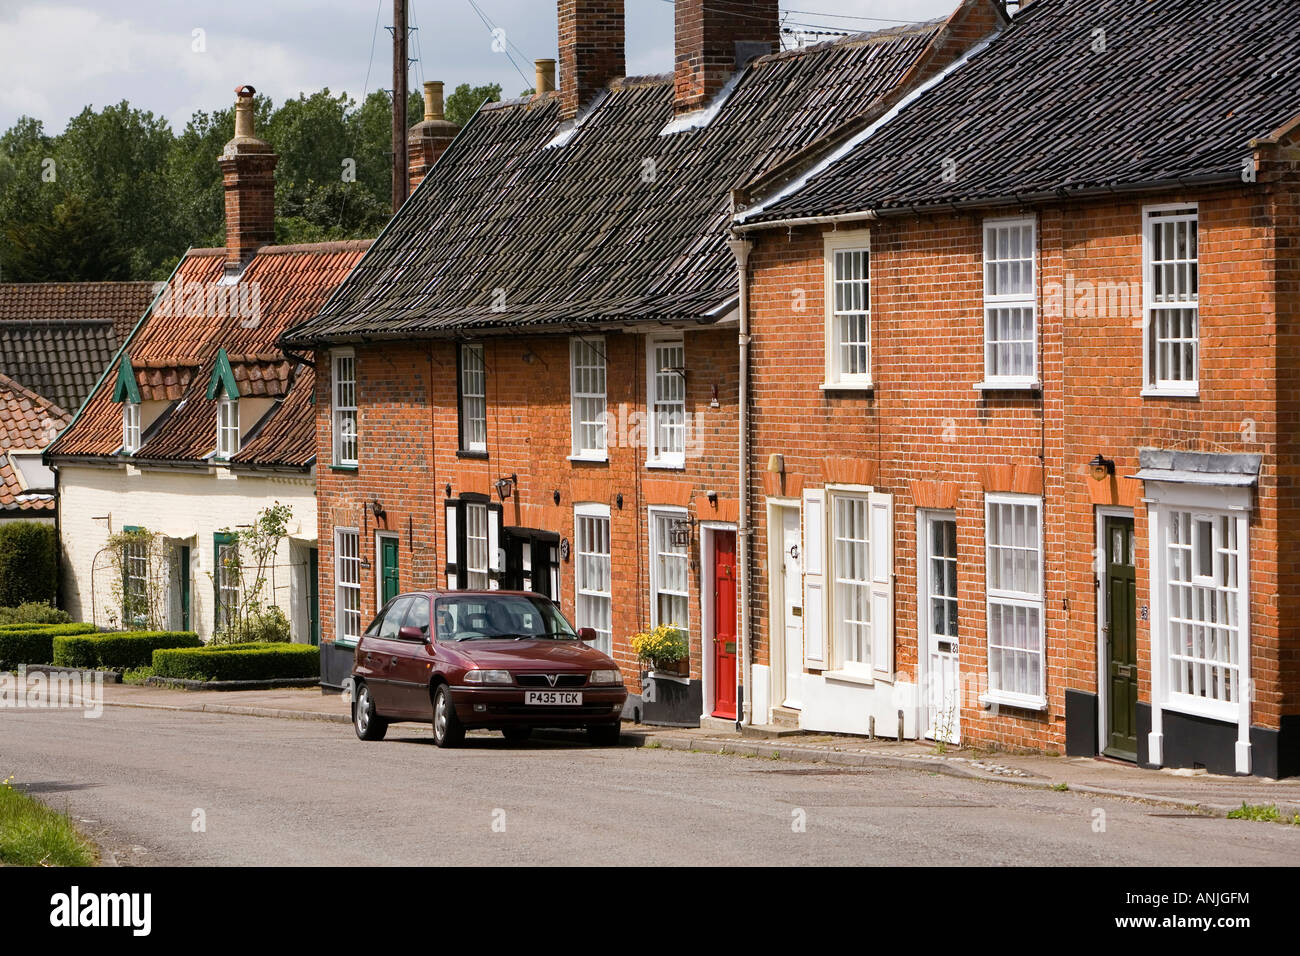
<box><xmin>921</xmin><ymin>512</ymin><xmax>959</xmax><ymax>743</ymax></box>
<box><xmin>781</xmin><ymin>507</ymin><xmax>803</xmax><ymax>709</ymax></box>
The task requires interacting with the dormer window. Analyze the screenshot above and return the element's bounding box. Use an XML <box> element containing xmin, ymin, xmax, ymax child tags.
<box><xmin>217</xmin><ymin>396</ymin><xmax>240</xmax><ymax>459</ymax></box>
<box><xmin>122</xmin><ymin>402</ymin><xmax>141</xmax><ymax>454</ymax></box>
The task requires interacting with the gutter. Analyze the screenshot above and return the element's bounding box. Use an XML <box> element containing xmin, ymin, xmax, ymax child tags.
<box><xmin>726</xmin><ymin>237</ymin><xmax>754</xmax><ymax>730</ymax></box>
<box><xmin>733</xmin><ymin>209</ymin><xmax>877</xmax><ymax>234</ymax></box>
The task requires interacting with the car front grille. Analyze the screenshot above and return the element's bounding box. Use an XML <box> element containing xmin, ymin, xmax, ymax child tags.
<box><xmin>515</xmin><ymin>673</ymin><xmax>587</xmax><ymax>688</ymax></box>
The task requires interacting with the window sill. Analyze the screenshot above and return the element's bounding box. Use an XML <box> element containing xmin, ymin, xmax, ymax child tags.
<box><xmin>456</xmin><ymin>449</ymin><xmax>489</xmax><ymax>460</ymax></box>
<box><xmin>973</xmin><ymin>380</ymin><xmax>1041</xmax><ymax>393</ymax></box>
<box><xmin>823</xmin><ymin>669</ymin><xmax>874</xmax><ymax>687</ymax></box>
<box><xmin>979</xmin><ymin>691</ymin><xmax>1047</xmax><ymax>712</ymax></box>
<box><xmin>819</xmin><ymin>381</ymin><xmax>874</xmax><ymax>393</ymax></box>
<box><xmin>645</xmin><ymin>460</ymin><xmax>685</xmax><ymax>472</ymax></box>
<box><xmin>1141</xmin><ymin>386</ymin><xmax>1199</xmax><ymax>399</ymax></box>
<box><xmin>330</xmin><ymin>464</ymin><xmax>359</xmax><ymax>473</ymax></box>
<box><xmin>645</xmin><ymin>670</ymin><xmax>691</xmax><ymax>685</ymax></box>
<box><xmin>567</xmin><ymin>454</ymin><xmax>609</xmax><ymax>465</ymax></box>
<box><xmin>332</xmin><ymin>638</ymin><xmax>358</xmax><ymax>650</ymax></box>
<box><xmin>1162</xmin><ymin>693</ymin><xmax>1238</xmax><ymax>725</ymax></box>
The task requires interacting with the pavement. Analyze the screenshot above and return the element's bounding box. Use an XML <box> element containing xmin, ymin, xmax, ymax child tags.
<box><xmin>85</xmin><ymin>682</ymin><xmax>1300</xmax><ymax>818</ymax></box>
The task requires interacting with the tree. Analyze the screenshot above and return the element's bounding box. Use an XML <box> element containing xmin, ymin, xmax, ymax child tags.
<box><xmin>445</xmin><ymin>83</ymin><xmax>502</xmax><ymax>127</ymax></box>
<box><xmin>3</xmin><ymin>194</ymin><xmax>132</xmax><ymax>282</ymax></box>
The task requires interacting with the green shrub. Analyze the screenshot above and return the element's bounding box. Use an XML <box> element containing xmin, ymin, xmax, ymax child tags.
<box><xmin>52</xmin><ymin>631</ymin><xmax>201</xmax><ymax>670</ymax></box>
<box><xmin>212</xmin><ymin>605</ymin><xmax>290</xmax><ymax>645</ymax></box>
<box><xmin>0</xmin><ymin>522</ymin><xmax>58</xmax><ymax>607</ymax></box>
<box><xmin>0</xmin><ymin>601</ymin><xmax>70</xmax><ymax>626</ymax></box>
<box><xmin>0</xmin><ymin>623</ymin><xmax>96</xmax><ymax>665</ymax></box>
<box><xmin>152</xmin><ymin>642</ymin><xmax>320</xmax><ymax>682</ymax></box>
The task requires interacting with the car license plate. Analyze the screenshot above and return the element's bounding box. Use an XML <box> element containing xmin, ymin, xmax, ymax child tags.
<box><xmin>525</xmin><ymin>691</ymin><xmax>582</xmax><ymax>706</ymax></box>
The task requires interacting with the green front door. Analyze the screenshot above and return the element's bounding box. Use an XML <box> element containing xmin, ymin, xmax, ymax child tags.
<box><xmin>308</xmin><ymin>547</ymin><xmax>320</xmax><ymax>647</ymax></box>
<box><xmin>1104</xmin><ymin>515</ymin><xmax>1138</xmax><ymax>760</ymax></box>
<box><xmin>179</xmin><ymin>545</ymin><xmax>191</xmax><ymax>632</ymax></box>
<box><xmin>380</xmin><ymin>537</ymin><xmax>400</xmax><ymax>606</ymax></box>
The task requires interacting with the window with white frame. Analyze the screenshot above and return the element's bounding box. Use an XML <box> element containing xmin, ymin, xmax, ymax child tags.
<box><xmin>459</xmin><ymin>343</ymin><xmax>486</xmax><ymax>453</ymax></box>
<box><xmin>1144</xmin><ymin>206</ymin><xmax>1199</xmax><ymax>393</ymax></box>
<box><xmin>216</xmin><ymin>537</ymin><xmax>240</xmax><ymax>630</ymax></box>
<box><xmin>465</xmin><ymin>501</ymin><xmax>490</xmax><ymax>589</ymax></box>
<box><xmin>649</xmin><ymin>509</ymin><xmax>689</xmax><ymax>633</ymax></box>
<box><xmin>1159</xmin><ymin>507</ymin><xmax>1245</xmax><ymax>717</ymax></box>
<box><xmin>984</xmin><ymin>495</ymin><xmax>1044</xmax><ymax>706</ymax></box>
<box><xmin>124</xmin><ymin>535</ymin><xmax>148</xmax><ymax>623</ymax></box>
<box><xmin>982</xmin><ymin>217</ymin><xmax>1037</xmax><ymax>385</ymax></box>
<box><xmin>122</xmin><ymin>402</ymin><xmax>141</xmax><ymax>454</ymax></box>
<box><xmin>831</xmin><ymin>494</ymin><xmax>872</xmax><ymax>669</ymax></box>
<box><xmin>332</xmin><ymin>350</ymin><xmax>358</xmax><ymax>466</ymax></box>
<box><xmin>570</xmin><ymin>338</ymin><xmax>607</xmax><ymax>458</ymax></box>
<box><xmin>336</xmin><ymin>528</ymin><xmax>361</xmax><ymax>643</ymax></box>
<box><xmin>574</xmin><ymin>506</ymin><xmax>612</xmax><ymax>653</ymax></box>
<box><xmin>648</xmin><ymin>339</ymin><xmax>686</xmax><ymax>465</ymax></box>
<box><xmin>824</xmin><ymin>236</ymin><xmax>871</xmax><ymax>387</ymax></box>
<box><xmin>216</xmin><ymin>396</ymin><xmax>240</xmax><ymax>459</ymax></box>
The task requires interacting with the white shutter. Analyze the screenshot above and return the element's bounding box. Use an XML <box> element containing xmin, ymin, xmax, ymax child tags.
<box><xmin>869</xmin><ymin>491</ymin><xmax>894</xmax><ymax>679</ymax></box>
<box><xmin>444</xmin><ymin>500</ymin><xmax>458</xmax><ymax>590</ymax></box>
<box><xmin>802</xmin><ymin>488</ymin><xmax>827</xmax><ymax>669</ymax></box>
<box><xmin>488</xmin><ymin>504</ymin><xmax>502</xmax><ymax>589</ymax></box>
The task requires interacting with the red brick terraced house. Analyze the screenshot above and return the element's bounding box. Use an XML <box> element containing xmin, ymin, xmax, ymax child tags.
<box><xmin>280</xmin><ymin>0</ymin><xmax>1008</xmax><ymax>722</ymax></box>
<box><xmin>730</xmin><ymin>0</ymin><xmax>1300</xmax><ymax>776</ymax></box>
<box><xmin>47</xmin><ymin>87</ymin><xmax>370</xmax><ymax>641</ymax></box>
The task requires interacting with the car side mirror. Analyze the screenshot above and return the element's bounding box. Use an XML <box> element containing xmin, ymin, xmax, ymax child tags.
<box><xmin>577</xmin><ymin>627</ymin><xmax>597</xmax><ymax>643</ymax></box>
<box><xmin>398</xmin><ymin>625</ymin><xmax>427</xmax><ymax>643</ymax></box>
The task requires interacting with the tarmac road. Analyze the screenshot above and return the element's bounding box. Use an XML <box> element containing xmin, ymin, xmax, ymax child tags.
<box><xmin>3</xmin><ymin>705</ymin><xmax>1299</xmax><ymax>866</ymax></box>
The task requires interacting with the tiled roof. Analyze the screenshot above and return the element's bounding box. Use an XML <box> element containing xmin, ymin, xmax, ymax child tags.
<box><xmin>282</xmin><ymin>19</ymin><xmax>950</xmax><ymax>345</ymax></box>
<box><xmin>48</xmin><ymin>241</ymin><xmax>369</xmax><ymax>469</ymax></box>
<box><xmin>0</xmin><ymin>282</ymin><xmax>155</xmax><ymax>343</ymax></box>
<box><xmin>0</xmin><ymin>320</ymin><xmax>120</xmax><ymax>414</ymax></box>
<box><xmin>739</xmin><ymin>0</ymin><xmax>1300</xmax><ymax>223</ymax></box>
<box><xmin>0</xmin><ymin>373</ymin><xmax>69</xmax><ymax>513</ymax></box>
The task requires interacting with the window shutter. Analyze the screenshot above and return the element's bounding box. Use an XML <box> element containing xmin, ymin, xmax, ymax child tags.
<box><xmin>802</xmin><ymin>488</ymin><xmax>827</xmax><ymax>669</ymax></box>
<box><xmin>869</xmin><ymin>492</ymin><xmax>894</xmax><ymax>679</ymax></box>
<box><xmin>444</xmin><ymin>500</ymin><xmax>460</xmax><ymax>589</ymax></box>
<box><xmin>487</xmin><ymin>503</ymin><xmax>503</xmax><ymax>589</ymax></box>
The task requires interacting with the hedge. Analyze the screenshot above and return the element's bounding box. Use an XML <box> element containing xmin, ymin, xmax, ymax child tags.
<box><xmin>0</xmin><ymin>601</ymin><xmax>71</xmax><ymax>626</ymax></box>
<box><xmin>0</xmin><ymin>522</ymin><xmax>58</xmax><ymax>607</ymax></box>
<box><xmin>0</xmin><ymin>623</ymin><xmax>97</xmax><ymax>666</ymax></box>
<box><xmin>152</xmin><ymin>643</ymin><xmax>320</xmax><ymax>682</ymax></box>
<box><xmin>52</xmin><ymin>631</ymin><xmax>201</xmax><ymax>670</ymax></box>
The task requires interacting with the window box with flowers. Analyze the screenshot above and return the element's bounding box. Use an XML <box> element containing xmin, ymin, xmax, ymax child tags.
<box><xmin>630</xmin><ymin>624</ymin><xmax>699</xmax><ymax>726</ymax></box>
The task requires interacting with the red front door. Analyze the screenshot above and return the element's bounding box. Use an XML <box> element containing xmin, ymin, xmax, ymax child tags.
<box><xmin>713</xmin><ymin>532</ymin><xmax>737</xmax><ymax>719</ymax></box>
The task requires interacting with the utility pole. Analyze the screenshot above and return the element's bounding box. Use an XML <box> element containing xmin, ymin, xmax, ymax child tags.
<box><xmin>391</xmin><ymin>0</ymin><xmax>409</xmax><ymax>214</ymax></box>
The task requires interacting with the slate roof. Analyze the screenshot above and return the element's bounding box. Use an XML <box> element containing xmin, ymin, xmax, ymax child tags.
<box><xmin>738</xmin><ymin>0</ymin><xmax>1300</xmax><ymax>223</ymax></box>
<box><xmin>48</xmin><ymin>241</ymin><xmax>370</xmax><ymax>469</ymax></box>
<box><xmin>0</xmin><ymin>282</ymin><xmax>154</xmax><ymax>342</ymax></box>
<box><xmin>282</xmin><ymin>18</ymin><xmax>952</xmax><ymax>346</ymax></box>
<box><xmin>0</xmin><ymin>373</ymin><xmax>70</xmax><ymax>513</ymax></box>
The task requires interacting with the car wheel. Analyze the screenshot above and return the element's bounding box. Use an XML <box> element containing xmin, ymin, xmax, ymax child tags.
<box><xmin>587</xmin><ymin>721</ymin><xmax>621</xmax><ymax>746</ymax></box>
<box><xmin>431</xmin><ymin>684</ymin><xmax>465</xmax><ymax>748</ymax></box>
<box><xmin>353</xmin><ymin>682</ymin><xmax>388</xmax><ymax>741</ymax></box>
<box><xmin>502</xmin><ymin>726</ymin><xmax>532</xmax><ymax>743</ymax></box>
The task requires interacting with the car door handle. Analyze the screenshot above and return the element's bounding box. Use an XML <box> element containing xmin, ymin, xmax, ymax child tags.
<box><xmin>389</xmin><ymin>657</ymin><xmax>399</xmax><ymax>666</ymax></box>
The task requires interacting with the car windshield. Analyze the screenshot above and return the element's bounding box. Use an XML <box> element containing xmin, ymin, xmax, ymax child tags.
<box><xmin>434</xmin><ymin>594</ymin><xmax>579</xmax><ymax>642</ymax></box>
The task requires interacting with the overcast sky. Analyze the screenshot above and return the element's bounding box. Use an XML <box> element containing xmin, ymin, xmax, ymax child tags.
<box><xmin>0</xmin><ymin>0</ymin><xmax>960</xmax><ymax>133</ymax></box>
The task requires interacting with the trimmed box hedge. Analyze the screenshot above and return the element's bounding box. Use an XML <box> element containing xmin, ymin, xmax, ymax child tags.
<box><xmin>0</xmin><ymin>623</ymin><xmax>97</xmax><ymax>666</ymax></box>
<box><xmin>152</xmin><ymin>643</ymin><xmax>320</xmax><ymax>682</ymax></box>
<box><xmin>53</xmin><ymin>631</ymin><xmax>202</xmax><ymax>670</ymax></box>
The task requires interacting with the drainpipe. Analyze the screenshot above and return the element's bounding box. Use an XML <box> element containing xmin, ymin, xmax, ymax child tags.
<box><xmin>726</xmin><ymin>235</ymin><xmax>754</xmax><ymax>729</ymax></box>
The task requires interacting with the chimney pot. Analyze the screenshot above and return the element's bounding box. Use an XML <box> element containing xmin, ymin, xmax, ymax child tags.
<box><xmin>535</xmin><ymin>58</ymin><xmax>556</xmax><ymax>95</ymax></box>
<box><xmin>423</xmin><ymin>81</ymin><xmax>444</xmax><ymax>122</ymax></box>
<box><xmin>408</xmin><ymin>79</ymin><xmax>460</xmax><ymax>195</ymax></box>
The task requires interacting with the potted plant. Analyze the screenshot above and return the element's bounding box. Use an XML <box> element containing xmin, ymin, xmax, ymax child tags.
<box><xmin>631</xmin><ymin>624</ymin><xmax>689</xmax><ymax>677</ymax></box>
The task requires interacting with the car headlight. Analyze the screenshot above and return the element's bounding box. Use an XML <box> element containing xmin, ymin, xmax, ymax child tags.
<box><xmin>590</xmin><ymin>669</ymin><xmax>622</xmax><ymax>686</ymax></box>
<box><xmin>464</xmin><ymin>669</ymin><xmax>512</xmax><ymax>685</ymax></box>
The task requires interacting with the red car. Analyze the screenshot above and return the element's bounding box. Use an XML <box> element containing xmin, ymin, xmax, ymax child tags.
<box><xmin>350</xmin><ymin>590</ymin><xmax>626</xmax><ymax>748</ymax></box>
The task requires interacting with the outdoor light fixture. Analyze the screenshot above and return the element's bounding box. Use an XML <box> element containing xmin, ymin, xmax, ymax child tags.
<box><xmin>616</xmin><ymin>493</ymin><xmax>624</xmax><ymax>509</ymax></box>
<box><xmin>660</xmin><ymin>363</ymin><xmax>687</xmax><ymax>381</ymax></box>
<box><xmin>670</xmin><ymin>516</ymin><xmax>696</xmax><ymax>547</ymax></box>
<box><xmin>706</xmin><ymin>489</ymin><xmax>718</xmax><ymax>505</ymax></box>
<box><xmin>767</xmin><ymin>453</ymin><xmax>784</xmax><ymax>475</ymax></box>
<box><xmin>1089</xmin><ymin>454</ymin><xmax>1116</xmax><ymax>482</ymax></box>
<box><xmin>552</xmin><ymin>489</ymin><xmax>561</xmax><ymax>505</ymax></box>
<box><xmin>445</xmin><ymin>483</ymin><xmax>452</xmax><ymax>498</ymax></box>
<box><xmin>494</xmin><ymin>473</ymin><xmax>517</xmax><ymax>501</ymax></box>
<box><xmin>370</xmin><ymin>499</ymin><xmax>385</xmax><ymax>519</ymax></box>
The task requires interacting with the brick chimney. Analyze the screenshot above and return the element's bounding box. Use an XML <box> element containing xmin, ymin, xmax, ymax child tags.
<box><xmin>408</xmin><ymin>81</ymin><xmax>460</xmax><ymax>194</ymax></box>
<box><xmin>558</xmin><ymin>0</ymin><xmax>624</xmax><ymax>122</ymax></box>
<box><xmin>674</xmin><ymin>0</ymin><xmax>779</xmax><ymax>115</ymax></box>
<box><xmin>218</xmin><ymin>85</ymin><xmax>277</xmax><ymax>271</ymax></box>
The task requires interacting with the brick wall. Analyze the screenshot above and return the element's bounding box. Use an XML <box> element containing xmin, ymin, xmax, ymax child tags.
<box><xmin>746</xmin><ymin>182</ymin><xmax>1287</xmax><ymax>753</ymax></box>
<box><xmin>559</xmin><ymin>0</ymin><xmax>625</xmax><ymax>122</ymax></box>
<box><xmin>315</xmin><ymin>326</ymin><xmax>739</xmax><ymax>697</ymax></box>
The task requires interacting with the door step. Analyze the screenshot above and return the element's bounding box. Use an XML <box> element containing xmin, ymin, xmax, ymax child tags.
<box><xmin>741</xmin><ymin>723</ymin><xmax>806</xmax><ymax>739</ymax></box>
<box><xmin>699</xmin><ymin>715</ymin><xmax>738</xmax><ymax>734</ymax></box>
<box><xmin>770</xmin><ymin>705</ymin><xmax>801</xmax><ymax>730</ymax></box>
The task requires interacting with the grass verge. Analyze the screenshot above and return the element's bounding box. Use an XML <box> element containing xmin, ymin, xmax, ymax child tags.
<box><xmin>0</xmin><ymin>776</ymin><xmax>97</xmax><ymax>866</ymax></box>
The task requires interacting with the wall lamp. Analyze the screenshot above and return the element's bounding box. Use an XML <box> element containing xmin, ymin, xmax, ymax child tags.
<box><xmin>494</xmin><ymin>473</ymin><xmax>517</xmax><ymax>501</ymax></box>
<box><xmin>1088</xmin><ymin>454</ymin><xmax>1116</xmax><ymax>482</ymax></box>
<box><xmin>767</xmin><ymin>453</ymin><xmax>785</xmax><ymax>475</ymax></box>
<box><xmin>370</xmin><ymin>499</ymin><xmax>386</xmax><ymax>519</ymax></box>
